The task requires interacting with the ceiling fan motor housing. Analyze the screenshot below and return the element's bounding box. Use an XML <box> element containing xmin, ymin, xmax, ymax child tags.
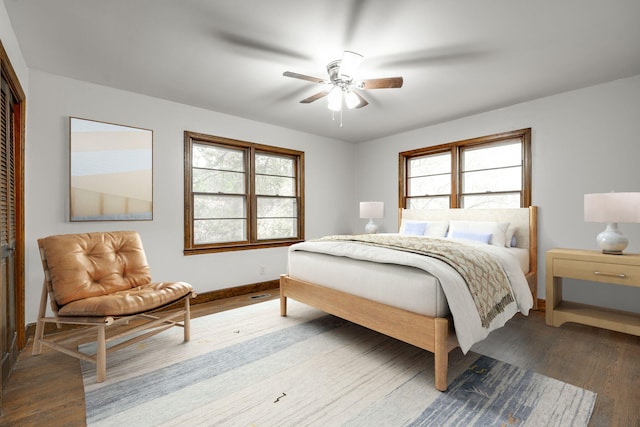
<box><xmin>327</xmin><ymin>60</ymin><xmax>351</xmax><ymax>90</ymax></box>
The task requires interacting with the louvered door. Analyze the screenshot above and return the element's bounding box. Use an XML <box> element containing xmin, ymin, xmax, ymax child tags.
<box><xmin>0</xmin><ymin>71</ymin><xmax>18</xmax><ymax>406</ymax></box>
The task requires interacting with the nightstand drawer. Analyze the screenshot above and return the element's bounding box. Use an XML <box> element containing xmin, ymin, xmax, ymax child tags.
<box><xmin>553</xmin><ymin>258</ymin><xmax>640</xmax><ymax>286</ymax></box>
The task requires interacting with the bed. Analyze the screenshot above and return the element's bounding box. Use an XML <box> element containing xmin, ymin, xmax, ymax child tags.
<box><xmin>279</xmin><ymin>206</ymin><xmax>538</xmax><ymax>391</ymax></box>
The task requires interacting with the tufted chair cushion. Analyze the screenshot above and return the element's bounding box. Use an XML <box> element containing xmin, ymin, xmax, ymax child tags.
<box><xmin>39</xmin><ymin>231</ymin><xmax>193</xmax><ymax>316</ymax></box>
<box><xmin>57</xmin><ymin>281</ymin><xmax>193</xmax><ymax>317</ymax></box>
<box><xmin>41</xmin><ymin>231</ymin><xmax>152</xmax><ymax>305</ymax></box>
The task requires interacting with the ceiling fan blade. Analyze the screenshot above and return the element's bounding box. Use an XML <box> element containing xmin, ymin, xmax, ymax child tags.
<box><xmin>283</xmin><ymin>71</ymin><xmax>327</xmax><ymax>85</ymax></box>
<box><xmin>300</xmin><ymin>90</ymin><xmax>330</xmax><ymax>103</ymax></box>
<box><xmin>215</xmin><ymin>31</ymin><xmax>311</xmax><ymax>61</ymax></box>
<box><xmin>360</xmin><ymin>77</ymin><xmax>404</xmax><ymax>89</ymax></box>
<box><xmin>341</xmin><ymin>0</ymin><xmax>367</xmax><ymax>45</ymax></box>
<box><xmin>352</xmin><ymin>91</ymin><xmax>369</xmax><ymax>109</ymax></box>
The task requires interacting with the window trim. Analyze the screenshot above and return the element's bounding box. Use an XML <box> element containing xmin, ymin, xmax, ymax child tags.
<box><xmin>399</xmin><ymin>128</ymin><xmax>531</xmax><ymax>209</ymax></box>
<box><xmin>184</xmin><ymin>131</ymin><xmax>304</xmax><ymax>254</ymax></box>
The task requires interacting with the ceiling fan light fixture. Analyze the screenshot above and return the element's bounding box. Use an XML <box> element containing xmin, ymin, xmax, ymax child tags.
<box><xmin>345</xmin><ymin>90</ymin><xmax>360</xmax><ymax>109</ymax></box>
<box><xmin>283</xmin><ymin>51</ymin><xmax>402</xmax><ymax>113</ymax></box>
<box><xmin>327</xmin><ymin>88</ymin><xmax>342</xmax><ymax>111</ymax></box>
<box><xmin>339</xmin><ymin>50</ymin><xmax>363</xmax><ymax>81</ymax></box>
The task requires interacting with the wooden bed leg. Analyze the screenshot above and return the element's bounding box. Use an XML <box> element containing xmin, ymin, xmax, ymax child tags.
<box><xmin>279</xmin><ymin>275</ymin><xmax>288</xmax><ymax>316</ymax></box>
<box><xmin>434</xmin><ymin>318</ymin><xmax>449</xmax><ymax>391</ymax></box>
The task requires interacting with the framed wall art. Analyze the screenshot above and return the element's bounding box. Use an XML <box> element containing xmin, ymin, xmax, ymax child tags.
<box><xmin>69</xmin><ymin>117</ymin><xmax>153</xmax><ymax>221</ymax></box>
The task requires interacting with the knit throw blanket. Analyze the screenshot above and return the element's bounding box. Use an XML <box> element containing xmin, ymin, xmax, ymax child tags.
<box><xmin>318</xmin><ymin>234</ymin><xmax>514</xmax><ymax>328</ymax></box>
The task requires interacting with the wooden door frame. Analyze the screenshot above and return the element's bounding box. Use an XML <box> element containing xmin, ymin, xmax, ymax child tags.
<box><xmin>0</xmin><ymin>40</ymin><xmax>26</xmax><ymax>351</ymax></box>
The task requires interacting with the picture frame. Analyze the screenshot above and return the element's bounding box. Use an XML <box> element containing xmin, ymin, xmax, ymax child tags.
<box><xmin>69</xmin><ymin>117</ymin><xmax>153</xmax><ymax>221</ymax></box>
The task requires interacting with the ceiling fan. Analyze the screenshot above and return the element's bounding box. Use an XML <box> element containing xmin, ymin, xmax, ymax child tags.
<box><xmin>283</xmin><ymin>51</ymin><xmax>403</xmax><ymax>112</ymax></box>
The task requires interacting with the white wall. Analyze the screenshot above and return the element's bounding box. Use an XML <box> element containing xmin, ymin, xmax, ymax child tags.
<box><xmin>24</xmin><ymin>70</ymin><xmax>356</xmax><ymax>323</ymax></box>
<box><xmin>357</xmin><ymin>74</ymin><xmax>640</xmax><ymax>313</ymax></box>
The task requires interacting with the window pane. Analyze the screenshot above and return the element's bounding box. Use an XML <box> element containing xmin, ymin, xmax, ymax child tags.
<box><xmin>407</xmin><ymin>196</ymin><xmax>450</xmax><ymax>210</ymax></box>
<box><xmin>193</xmin><ymin>143</ymin><xmax>244</xmax><ymax>171</ymax></box>
<box><xmin>408</xmin><ymin>152</ymin><xmax>450</xmax><ymax>176</ymax></box>
<box><xmin>194</xmin><ymin>219</ymin><xmax>246</xmax><ymax>243</ymax></box>
<box><xmin>194</xmin><ymin>195</ymin><xmax>246</xmax><ymax>219</ymax></box>
<box><xmin>193</xmin><ymin>169</ymin><xmax>245</xmax><ymax>193</ymax></box>
<box><xmin>462</xmin><ymin>141</ymin><xmax>521</xmax><ymax>171</ymax></box>
<box><xmin>408</xmin><ymin>175</ymin><xmax>451</xmax><ymax>196</ymax></box>
<box><xmin>256</xmin><ymin>153</ymin><xmax>294</xmax><ymax>176</ymax></box>
<box><xmin>461</xmin><ymin>166</ymin><xmax>522</xmax><ymax>193</ymax></box>
<box><xmin>256</xmin><ymin>175</ymin><xmax>295</xmax><ymax>196</ymax></box>
<box><xmin>257</xmin><ymin>197</ymin><xmax>296</xmax><ymax>217</ymax></box>
<box><xmin>257</xmin><ymin>218</ymin><xmax>297</xmax><ymax>240</ymax></box>
<box><xmin>461</xmin><ymin>193</ymin><xmax>520</xmax><ymax>209</ymax></box>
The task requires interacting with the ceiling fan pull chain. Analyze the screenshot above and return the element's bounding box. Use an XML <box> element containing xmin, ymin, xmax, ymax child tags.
<box><xmin>330</xmin><ymin>109</ymin><xmax>343</xmax><ymax>127</ymax></box>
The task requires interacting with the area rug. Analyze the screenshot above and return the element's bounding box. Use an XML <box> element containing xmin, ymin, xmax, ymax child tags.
<box><xmin>80</xmin><ymin>298</ymin><xmax>596</xmax><ymax>426</ymax></box>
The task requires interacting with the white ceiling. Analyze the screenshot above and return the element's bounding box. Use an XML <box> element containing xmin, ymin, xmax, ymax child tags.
<box><xmin>4</xmin><ymin>0</ymin><xmax>640</xmax><ymax>143</ymax></box>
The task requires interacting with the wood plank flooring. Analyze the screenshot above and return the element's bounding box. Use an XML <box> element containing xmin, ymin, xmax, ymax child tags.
<box><xmin>1</xmin><ymin>290</ymin><xmax>638</xmax><ymax>426</ymax></box>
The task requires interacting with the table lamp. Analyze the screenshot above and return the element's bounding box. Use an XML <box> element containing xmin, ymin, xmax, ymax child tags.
<box><xmin>584</xmin><ymin>192</ymin><xmax>640</xmax><ymax>254</ymax></box>
<box><xmin>360</xmin><ymin>201</ymin><xmax>384</xmax><ymax>234</ymax></box>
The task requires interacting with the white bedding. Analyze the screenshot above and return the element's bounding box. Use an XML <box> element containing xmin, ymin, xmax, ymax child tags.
<box><xmin>288</xmin><ymin>235</ymin><xmax>533</xmax><ymax>353</ymax></box>
<box><xmin>288</xmin><ymin>250</ymin><xmax>449</xmax><ymax>317</ymax></box>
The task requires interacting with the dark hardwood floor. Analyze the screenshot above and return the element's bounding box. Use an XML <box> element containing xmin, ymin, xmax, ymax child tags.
<box><xmin>472</xmin><ymin>310</ymin><xmax>640</xmax><ymax>427</ymax></box>
<box><xmin>1</xmin><ymin>291</ymin><xmax>638</xmax><ymax>426</ymax></box>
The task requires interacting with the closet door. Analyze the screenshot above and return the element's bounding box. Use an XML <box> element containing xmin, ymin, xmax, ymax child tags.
<box><xmin>0</xmin><ymin>66</ymin><xmax>19</xmax><ymax>408</ymax></box>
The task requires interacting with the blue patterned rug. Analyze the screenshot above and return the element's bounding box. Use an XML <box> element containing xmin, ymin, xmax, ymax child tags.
<box><xmin>81</xmin><ymin>299</ymin><xmax>596</xmax><ymax>426</ymax></box>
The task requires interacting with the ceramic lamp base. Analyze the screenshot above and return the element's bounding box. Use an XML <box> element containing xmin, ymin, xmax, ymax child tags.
<box><xmin>596</xmin><ymin>223</ymin><xmax>628</xmax><ymax>255</ymax></box>
<box><xmin>364</xmin><ymin>219</ymin><xmax>378</xmax><ymax>234</ymax></box>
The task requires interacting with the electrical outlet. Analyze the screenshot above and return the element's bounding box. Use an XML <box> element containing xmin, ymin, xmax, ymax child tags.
<box><xmin>259</xmin><ymin>266</ymin><xmax>265</xmax><ymax>275</ymax></box>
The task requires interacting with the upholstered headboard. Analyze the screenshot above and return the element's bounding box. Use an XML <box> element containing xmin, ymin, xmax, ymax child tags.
<box><xmin>399</xmin><ymin>207</ymin><xmax>538</xmax><ymax>304</ymax></box>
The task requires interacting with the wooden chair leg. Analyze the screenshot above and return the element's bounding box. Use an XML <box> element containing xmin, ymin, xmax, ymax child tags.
<box><xmin>32</xmin><ymin>319</ymin><xmax>45</xmax><ymax>355</ymax></box>
<box><xmin>96</xmin><ymin>325</ymin><xmax>107</xmax><ymax>383</ymax></box>
<box><xmin>184</xmin><ymin>296</ymin><xmax>191</xmax><ymax>342</ymax></box>
<box><xmin>32</xmin><ymin>282</ymin><xmax>50</xmax><ymax>355</ymax></box>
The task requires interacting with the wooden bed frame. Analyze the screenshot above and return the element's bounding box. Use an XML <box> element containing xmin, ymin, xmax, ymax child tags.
<box><xmin>279</xmin><ymin>206</ymin><xmax>538</xmax><ymax>391</ymax></box>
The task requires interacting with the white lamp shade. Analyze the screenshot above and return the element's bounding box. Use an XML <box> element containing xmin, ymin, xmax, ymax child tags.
<box><xmin>360</xmin><ymin>201</ymin><xmax>384</xmax><ymax>219</ymax></box>
<box><xmin>584</xmin><ymin>192</ymin><xmax>640</xmax><ymax>223</ymax></box>
<box><xmin>345</xmin><ymin>91</ymin><xmax>360</xmax><ymax>109</ymax></box>
<box><xmin>339</xmin><ymin>51</ymin><xmax>363</xmax><ymax>80</ymax></box>
<box><xmin>327</xmin><ymin>88</ymin><xmax>342</xmax><ymax>111</ymax></box>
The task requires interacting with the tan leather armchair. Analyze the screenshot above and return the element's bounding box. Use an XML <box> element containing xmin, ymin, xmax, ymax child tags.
<box><xmin>32</xmin><ymin>231</ymin><xmax>196</xmax><ymax>383</ymax></box>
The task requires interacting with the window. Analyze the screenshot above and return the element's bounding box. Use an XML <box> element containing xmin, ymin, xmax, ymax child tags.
<box><xmin>399</xmin><ymin>128</ymin><xmax>531</xmax><ymax>209</ymax></box>
<box><xmin>184</xmin><ymin>132</ymin><xmax>304</xmax><ymax>254</ymax></box>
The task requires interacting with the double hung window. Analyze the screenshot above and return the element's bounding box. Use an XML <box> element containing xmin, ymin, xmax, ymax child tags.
<box><xmin>184</xmin><ymin>132</ymin><xmax>304</xmax><ymax>254</ymax></box>
<box><xmin>400</xmin><ymin>128</ymin><xmax>531</xmax><ymax>209</ymax></box>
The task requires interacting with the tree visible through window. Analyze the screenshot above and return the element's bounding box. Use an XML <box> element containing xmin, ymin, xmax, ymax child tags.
<box><xmin>184</xmin><ymin>132</ymin><xmax>304</xmax><ymax>254</ymax></box>
<box><xmin>400</xmin><ymin>128</ymin><xmax>531</xmax><ymax>209</ymax></box>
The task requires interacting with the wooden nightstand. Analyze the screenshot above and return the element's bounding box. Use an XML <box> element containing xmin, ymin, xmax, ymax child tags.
<box><xmin>546</xmin><ymin>248</ymin><xmax>640</xmax><ymax>336</ymax></box>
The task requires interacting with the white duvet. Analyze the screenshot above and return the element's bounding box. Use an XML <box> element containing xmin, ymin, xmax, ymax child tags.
<box><xmin>289</xmin><ymin>235</ymin><xmax>533</xmax><ymax>353</ymax></box>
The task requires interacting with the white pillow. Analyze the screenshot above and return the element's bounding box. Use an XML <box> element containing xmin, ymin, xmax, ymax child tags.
<box><xmin>448</xmin><ymin>220</ymin><xmax>510</xmax><ymax>247</ymax></box>
<box><xmin>424</xmin><ymin>221</ymin><xmax>449</xmax><ymax>238</ymax></box>
<box><xmin>399</xmin><ymin>220</ymin><xmax>449</xmax><ymax>238</ymax></box>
